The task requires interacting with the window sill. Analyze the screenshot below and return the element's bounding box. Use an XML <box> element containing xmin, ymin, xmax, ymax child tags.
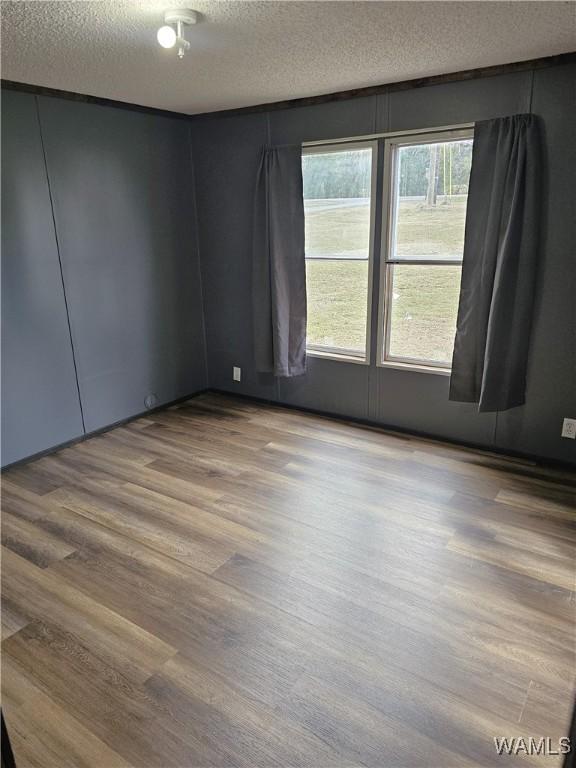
<box><xmin>377</xmin><ymin>360</ymin><xmax>451</xmax><ymax>376</ymax></box>
<box><xmin>306</xmin><ymin>349</ymin><xmax>368</xmax><ymax>365</ymax></box>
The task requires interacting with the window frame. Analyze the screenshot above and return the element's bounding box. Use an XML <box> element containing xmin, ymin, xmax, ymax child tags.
<box><xmin>377</xmin><ymin>127</ymin><xmax>474</xmax><ymax>374</ymax></box>
<box><xmin>302</xmin><ymin>140</ymin><xmax>378</xmax><ymax>365</ymax></box>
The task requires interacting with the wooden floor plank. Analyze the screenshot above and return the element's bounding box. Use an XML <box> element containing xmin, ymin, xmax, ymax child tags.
<box><xmin>2</xmin><ymin>654</ymin><xmax>132</xmax><ymax>768</ymax></box>
<box><xmin>1</xmin><ymin>510</ymin><xmax>76</xmax><ymax>568</ymax></box>
<box><xmin>2</xmin><ymin>547</ymin><xmax>177</xmax><ymax>685</ymax></box>
<box><xmin>2</xmin><ymin>392</ymin><xmax>575</xmax><ymax>767</ymax></box>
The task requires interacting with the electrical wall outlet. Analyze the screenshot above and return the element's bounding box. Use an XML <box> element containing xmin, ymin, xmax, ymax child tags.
<box><xmin>233</xmin><ymin>366</ymin><xmax>241</xmax><ymax>382</ymax></box>
<box><xmin>561</xmin><ymin>418</ymin><xmax>576</xmax><ymax>439</ymax></box>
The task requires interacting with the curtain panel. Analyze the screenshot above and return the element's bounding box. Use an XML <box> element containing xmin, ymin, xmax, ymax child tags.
<box><xmin>252</xmin><ymin>145</ymin><xmax>307</xmax><ymax>377</ymax></box>
<box><xmin>450</xmin><ymin>114</ymin><xmax>541</xmax><ymax>412</ymax></box>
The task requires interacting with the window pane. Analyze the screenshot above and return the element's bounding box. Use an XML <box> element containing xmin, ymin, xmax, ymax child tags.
<box><xmin>387</xmin><ymin>264</ymin><xmax>461</xmax><ymax>364</ymax></box>
<box><xmin>392</xmin><ymin>139</ymin><xmax>473</xmax><ymax>261</ymax></box>
<box><xmin>303</xmin><ymin>149</ymin><xmax>372</xmax><ymax>259</ymax></box>
<box><xmin>306</xmin><ymin>259</ymin><xmax>368</xmax><ymax>353</ymax></box>
<box><xmin>303</xmin><ymin>146</ymin><xmax>373</xmax><ymax>356</ymax></box>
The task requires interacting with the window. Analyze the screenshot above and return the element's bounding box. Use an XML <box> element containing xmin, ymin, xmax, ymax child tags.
<box><xmin>379</xmin><ymin>129</ymin><xmax>474</xmax><ymax>371</ymax></box>
<box><xmin>302</xmin><ymin>142</ymin><xmax>376</xmax><ymax>362</ymax></box>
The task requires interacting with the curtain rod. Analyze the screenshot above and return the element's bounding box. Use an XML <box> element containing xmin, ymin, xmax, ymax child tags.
<box><xmin>302</xmin><ymin>122</ymin><xmax>475</xmax><ymax>148</ymax></box>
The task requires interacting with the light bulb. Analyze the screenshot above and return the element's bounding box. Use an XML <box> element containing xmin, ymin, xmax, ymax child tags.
<box><xmin>157</xmin><ymin>25</ymin><xmax>177</xmax><ymax>49</ymax></box>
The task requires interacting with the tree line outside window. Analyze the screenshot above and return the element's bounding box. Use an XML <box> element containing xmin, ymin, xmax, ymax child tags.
<box><xmin>302</xmin><ymin>144</ymin><xmax>472</xmax><ymax>201</ymax></box>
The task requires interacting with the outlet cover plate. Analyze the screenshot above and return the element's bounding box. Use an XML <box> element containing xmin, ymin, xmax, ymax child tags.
<box><xmin>561</xmin><ymin>418</ymin><xmax>576</xmax><ymax>439</ymax></box>
<box><xmin>233</xmin><ymin>366</ymin><xmax>241</xmax><ymax>382</ymax></box>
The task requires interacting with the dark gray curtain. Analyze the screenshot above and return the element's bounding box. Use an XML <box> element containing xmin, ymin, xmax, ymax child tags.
<box><xmin>449</xmin><ymin>114</ymin><xmax>541</xmax><ymax>412</ymax></box>
<box><xmin>252</xmin><ymin>145</ymin><xmax>307</xmax><ymax>377</ymax></box>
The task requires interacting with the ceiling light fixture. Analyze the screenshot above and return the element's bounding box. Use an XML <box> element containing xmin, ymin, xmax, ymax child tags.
<box><xmin>157</xmin><ymin>9</ymin><xmax>198</xmax><ymax>59</ymax></box>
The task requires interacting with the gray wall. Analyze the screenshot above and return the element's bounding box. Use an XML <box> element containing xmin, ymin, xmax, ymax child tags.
<box><xmin>1</xmin><ymin>91</ymin><xmax>207</xmax><ymax>466</ymax></box>
<box><xmin>2</xmin><ymin>62</ymin><xmax>574</xmax><ymax>467</ymax></box>
<box><xmin>1</xmin><ymin>91</ymin><xmax>84</xmax><ymax>466</ymax></box>
<box><xmin>191</xmin><ymin>61</ymin><xmax>576</xmax><ymax>465</ymax></box>
<box><xmin>38</xmin><ymin>97</ymin><xmax>207</xmax><ymax>433</ymax></box>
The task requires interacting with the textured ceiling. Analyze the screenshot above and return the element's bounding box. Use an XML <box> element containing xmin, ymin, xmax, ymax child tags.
<box><xmin>1</xmin><ymin>1</ymin><xmax>575</xmax><ymax>115</ymax></box>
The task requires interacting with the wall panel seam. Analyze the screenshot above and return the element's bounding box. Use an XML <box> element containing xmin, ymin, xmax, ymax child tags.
<box><xmin>187</xmin><ymin>124</ymin><xmax>210</xmax><ymax>388</ymax></box>
<box><xmin>33</xmin><ymin>95</ymin><xmax>86</xmax><ymax>434</ymax></box>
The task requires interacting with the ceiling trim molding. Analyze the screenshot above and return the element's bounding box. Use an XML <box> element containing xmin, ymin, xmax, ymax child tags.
<box><xmin>2</xmin><ymin>51</ymin><xmax>575</xmax><ymax>121</ymax></box>
<box><xmin>198</xmin><ymin>52</ymin><xmax>576</xmax><ymax>119</ymax></box>
<box><xmin>0</xmin><ymin>79</ymin><xmax>190</xmax><ymax>121</ymax></box>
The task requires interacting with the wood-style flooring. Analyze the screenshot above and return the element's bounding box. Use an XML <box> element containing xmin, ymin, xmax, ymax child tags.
<box><xmin>1</xmin><ymin>393</ymin><xmax>575</xmax><ymax>767</ymax></box>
